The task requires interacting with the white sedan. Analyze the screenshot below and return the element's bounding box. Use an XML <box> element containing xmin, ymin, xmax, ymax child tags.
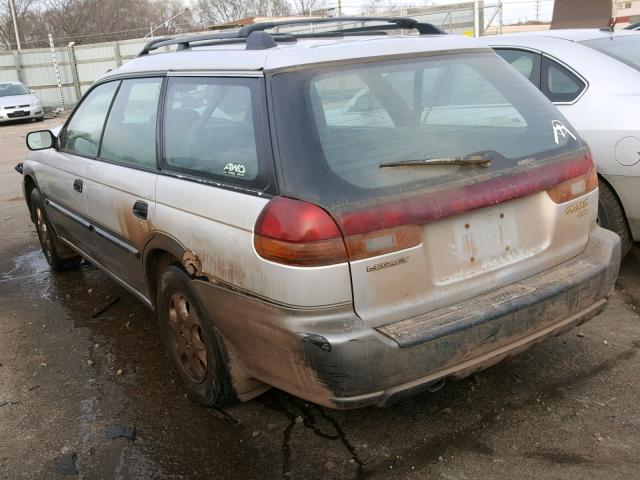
<box><xmin>485</xmin><ymin>29</ymin><xmax>640</xmax><ymax>255</ymax></box>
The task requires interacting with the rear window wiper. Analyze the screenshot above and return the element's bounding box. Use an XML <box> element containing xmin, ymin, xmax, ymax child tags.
<box><xmin>380</xmin><ymin>155</ymin><xmax>491</xmax><ymax>169</ymax></box>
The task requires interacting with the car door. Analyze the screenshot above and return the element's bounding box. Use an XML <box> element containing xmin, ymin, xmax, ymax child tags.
<box><xmin>83</xmin><ymin>77</ymin><xmax>163</xmax><ymax>298</ymax></box>
<box><xmin>43</xmin><ymin>81</ymin><xmax>120</xmax><ymax>258</ymax></box>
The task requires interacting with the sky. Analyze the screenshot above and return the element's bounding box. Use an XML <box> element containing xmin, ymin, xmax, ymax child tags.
<box><xmin>332</xmin><ymin>0</ymin><xmax>555</xmax><ymax>25</ymax></box>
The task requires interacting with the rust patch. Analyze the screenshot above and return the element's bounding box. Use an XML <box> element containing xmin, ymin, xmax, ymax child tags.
<box><xmin>116</xmin><ymin>204</ymin><xmax>152</xmax><ymax>249</ymax></box>
<box><xmin>181</xmin><ymin>249</ymin><xmax>202</xmax><ymax>276</ymax></box>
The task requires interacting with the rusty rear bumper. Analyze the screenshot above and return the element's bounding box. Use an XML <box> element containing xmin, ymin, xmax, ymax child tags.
<box><xmin>193</xmin><ymin>227</ymin><xmax>620</xmax><ymax>409</ymax></box>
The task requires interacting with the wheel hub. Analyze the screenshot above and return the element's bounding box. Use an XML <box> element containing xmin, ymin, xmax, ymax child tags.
<box><xmin>35</xmin><ymin>206</ymin><xmax>52</xmax><ymax>259</ymax></box>
<box><xmin>167</xmin><ymin>292</ymin><xmax>208</xmax><ymax>383</ymax></box>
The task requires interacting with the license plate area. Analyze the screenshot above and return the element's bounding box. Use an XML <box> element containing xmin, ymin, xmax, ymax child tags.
<box><xmin>8</xmin><ymin>111</ymin><xmax>28</xmax><ymax>118</ymax></box>
<box><xmin>455</xmin><ymin>210</ymin><xmax>518</xmax><ymax>264</ymax></box>
<box><xmin>422</xmin><ymin>196</ymin><xmax>548</xmax><ymax>286</ymax></box>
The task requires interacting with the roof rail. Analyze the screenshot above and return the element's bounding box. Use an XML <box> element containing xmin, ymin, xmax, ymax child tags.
<box><xmin>137</xmin><ymin>16</ymin><xmax>445</xmax><ymax>56</ymax></box>
<box><xmin>239</xmin><ymin>16</ymin><xmax>445</xmax><ymax>36</ymax></box>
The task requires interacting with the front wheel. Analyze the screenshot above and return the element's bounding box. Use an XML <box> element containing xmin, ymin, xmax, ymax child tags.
<box><xmin>598</xmin><ymin>179</ymin><xmax>632</xmax><ymax>257</ymax></box>
<box><xmin>31</xmin><ymin>188</ymin><xmax>83</xmax><ymax>270</ymax></box>
<box><xmin>157</xmin><ymin>266</ymin><xmax>236</xmax><ymax>407</ymax></box>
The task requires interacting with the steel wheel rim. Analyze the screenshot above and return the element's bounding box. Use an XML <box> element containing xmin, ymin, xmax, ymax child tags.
<box><xmin>36</xmin><ymin>206</ymin><xmax>52</xmax><ymax>260</ymax></box>
<box><xmin>166</xmin><ymin>292</ymin><xmax>208</xmax><ymax>384</ymax></box>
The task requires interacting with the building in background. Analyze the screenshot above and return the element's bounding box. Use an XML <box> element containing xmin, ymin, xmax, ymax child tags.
<box><xmin>615</xmin><ymin>0</ymin><xmax>640</xmax><ymax>26</ymax></box>
<box><xmin>551</xmin><ymin>0</ymin><xmax>612</xmax><ymax>28</ymax></box>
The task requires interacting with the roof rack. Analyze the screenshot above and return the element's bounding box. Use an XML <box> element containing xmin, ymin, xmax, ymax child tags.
<box><xmin>238</xmin><ymin>16</ymin><xmax>445</xmax><ymax>36</ymax></box>
<box><xmin>138</xmin><ymin>16</ymin><xmax>445</xmax><ymax>56</ymax></box>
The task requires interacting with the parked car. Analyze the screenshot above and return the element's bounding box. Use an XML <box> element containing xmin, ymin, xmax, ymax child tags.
<box><xmin>0</xmin><ymin>81</ymin><xmax>44</xmax><ymax>123</ymax></box>
<box><xmin>485</xmin><ymin>29</ymin><xmax>640</xmax><ymax>255</ymax></box>
<box><xmin>18</xmin><ymin>18</ymin><xmax>620</xmax><ymax>409</ymax></box>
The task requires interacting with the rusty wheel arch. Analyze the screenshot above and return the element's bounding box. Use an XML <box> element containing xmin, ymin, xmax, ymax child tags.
<box><xmin>143</xmin><ymin>233</ymin><xmax>189</xmax><ymax>306</ymax></box>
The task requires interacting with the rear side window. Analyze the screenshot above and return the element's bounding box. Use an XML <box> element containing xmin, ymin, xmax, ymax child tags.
<box><xmin>541</xmin><ymin>57</ymin><xmax>585</xmax><ymax>103</ymax></box>
<box><xmin>162</xmin><ymin>77</ymin><xmax>272</xmax><ymax>189</ymax></box>
<box><xmin>99</xmin><ymin>77</ymin><xmax>162</xmax><ymax>169</ymax></box>
<box><xmin>63</xmin><ymin>82</ymin><xmax>119</xmax><ymax>157</ymax></box>
<box><xmin>271</xmin><ymin>51</ymin><xmax>582</xmax><ymax>206</ymax></box>
<box><xmin>495</xmin><ymin>49</ymin><xmax>541</xmax><ymax>86</ymax></box>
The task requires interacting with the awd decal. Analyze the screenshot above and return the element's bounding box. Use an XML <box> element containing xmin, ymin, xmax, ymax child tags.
<box><xmin>551</xmin><ymin>120</ymin><xmax>577</xmax><ymax>145</ymax></box>
<box><xmin>223</xmin><ymin>163</ymin><xmax>246</xmax><ymax>177</ymax></box>
<box><xmin>366</xmin><ymin>256</ymin><xmax>409</xmax><ymax>273</ymax></box>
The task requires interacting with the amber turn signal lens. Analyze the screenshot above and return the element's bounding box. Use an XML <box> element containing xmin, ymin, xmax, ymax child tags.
<box><xmin>546</xmin><ymin>167</ymin><xmax>597</xmax><ymax>204</ymax></box>
<box><xmin>254</xmin><ymin>234</ymin><xmax>348</xmax><ymax>266</ymax></box>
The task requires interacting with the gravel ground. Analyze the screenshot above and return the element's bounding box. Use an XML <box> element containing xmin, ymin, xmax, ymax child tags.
<box><xmin>1</xmin><ymin>118</ymin><xmax>639</xmax><ymax>480</ymax></box>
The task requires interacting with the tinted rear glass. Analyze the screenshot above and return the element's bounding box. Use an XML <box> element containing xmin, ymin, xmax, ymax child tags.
<box><xmin>271</xmin><ymin>51</ymin><xmax>582</xmax><ymax>207</ymax></box>
<box><xmin>580</xmin><ymin>36</ymin><xmax>640</xmax><ymax>71</ymax></box>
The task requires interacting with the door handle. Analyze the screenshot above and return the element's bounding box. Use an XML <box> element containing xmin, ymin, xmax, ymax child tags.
<box><xmin>132</xmin><ymin>200</ymin><xmax>148</xmax><ymax>220</ymax></box>
<box><xmin>73</xmin><ymin>179</ymin><xmax>83</xmax><ymax>193</ymax></box>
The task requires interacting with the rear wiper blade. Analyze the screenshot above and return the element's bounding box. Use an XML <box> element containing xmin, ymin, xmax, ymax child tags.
<box><xmin>380</xmin><ymin>155</ymin><xmax>491</xmax><ymax>169</ymax></box>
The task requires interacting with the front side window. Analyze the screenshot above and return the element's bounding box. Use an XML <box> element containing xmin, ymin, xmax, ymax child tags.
<box><xmin>495</xmin><ymin>49</ymin><xmax>541</xmax><ymax>86</ymax></box>
<box><xmin>541</xmin><ymin>57</ymin><xmax>585</xmax><ymax>103</ymax></box>
<box><xmin>99</xmin><ymin>77</ymin><xmax>162</xmax><ymax>168</ymax></box>
<box><xmin>63</xmin><ymin>82</ymin><xmax>119</xmax><ymax>157</ymax></box>
<box><xmin>163</xmin><ymin>77</ymin><xmax>270</xmax><ymax>188</ymax></box>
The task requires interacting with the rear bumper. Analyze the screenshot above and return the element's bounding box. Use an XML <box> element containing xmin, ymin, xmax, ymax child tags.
<box><xmin>193</xmin><ymin>227</ymin><xmax>620</xmax><ymax>409</ymax></box>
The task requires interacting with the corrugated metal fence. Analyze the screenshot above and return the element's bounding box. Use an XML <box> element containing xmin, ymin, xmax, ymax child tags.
<box><xmin>0</xmin><ymin>37</ymin><xmax>159</xmax><ymax>109</ymax></box>
<box><xmin>0</xmin><ymin>3</ymin><xmax>477</xmax><ymax>110</ymax></box>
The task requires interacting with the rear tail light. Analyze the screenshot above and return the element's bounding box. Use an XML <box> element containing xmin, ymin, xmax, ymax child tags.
<box><xmin>546</xmin><ymin>166</ymin><xmax>597</xmax><ymax>203</ymax></box>
<box><xmin>254</xmin><ymin>197</ymin><xmax>348</xmax><ymax>266</ymax></box>
<box><xmin>254</xmin><ymin>197</ymin><xmax>421</xmax><ymax>266</ymax></box>
<box><xmin>335</xmin><ymin>150</ymin><xmax>596</xmax><ymax>236</ymax></box>
<box><xmin>255</xmin><ymin>150</ymin><xmax>595</xmax><ymax>266</ymax></box>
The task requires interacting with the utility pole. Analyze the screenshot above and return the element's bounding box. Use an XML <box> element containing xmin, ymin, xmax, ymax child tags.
<box><xmin>474</xmin><ymin>0</ymin><xmax>481</xmax><ymax>37</ymax></box>
<box><xmin>338</xmin><ymin>0</ymin><xmax>343</xmax><ymax>17</ymax></box>
<box><xmin>535</xmin><ymin>0</ymin><xmax>541</xmax><ymax>22</ymax></box>
<box><xmin>9</xmin><ymin>0</ymin><xmax>22</xmax><ymax>50</ymax></box>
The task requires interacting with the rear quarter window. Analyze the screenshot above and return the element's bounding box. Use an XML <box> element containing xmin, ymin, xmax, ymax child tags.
<box><xmin>162</xmin><ymin>77</ymin><xmax>274</xmax><ymax>191</ymax></box>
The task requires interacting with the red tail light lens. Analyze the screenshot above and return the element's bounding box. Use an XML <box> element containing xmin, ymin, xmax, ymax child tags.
<box><xmin>546</xmin><ymin>167</ymin><xmax>597</xmax><ymax>204</ymax></box>
<box><xmin>334</xmin><ymin>151</ymin><xmax>596</xmax><ymax>236</ymax></box>
<box><xmin>255</xmin><ymin>151</ymin><xmax>595</xmax><ymax>266</ymax></box>
<box><xmin>254</xmin><ymin>197</ymin><xmax>348</xmax><ymax>266</ymax></box>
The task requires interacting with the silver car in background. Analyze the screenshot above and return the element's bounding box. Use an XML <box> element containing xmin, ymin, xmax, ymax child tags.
<box><xmin>486</xmin><ymin>30</ymin><xmax>640</xmax><ymax>255</ymax></box>
<box><xmin>0</xmin><ymin>81</ymin><xmax>44</xmax><ymax>123</ymax></box>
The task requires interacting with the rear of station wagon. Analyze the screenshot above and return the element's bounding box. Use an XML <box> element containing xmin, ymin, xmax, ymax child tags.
<box><xmin>20</xmin><ymin>20</ymin><xmax>620</xmax><ymax>409</ymax></box>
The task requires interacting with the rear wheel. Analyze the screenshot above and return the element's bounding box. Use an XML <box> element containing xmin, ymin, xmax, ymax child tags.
<box><xmin>31</xmin><ymin>188</ymin><xmax>83</xmax><ymax>270</ymax></box>
<box><xmin>598</xmin><ymin>179</ymin><xmax>632</xmax><ymax>257</ymax></box>
<box><xmin>157</xmin><ymin>266</ymin><xmax>235</xmax><ymax>407</ymax></box>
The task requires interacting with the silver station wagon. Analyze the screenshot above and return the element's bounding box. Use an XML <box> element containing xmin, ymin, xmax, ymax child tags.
<box><xmin>18</xmin><ymin>18</ymin><xmax>620</xmax><ymax>409</ymax></box>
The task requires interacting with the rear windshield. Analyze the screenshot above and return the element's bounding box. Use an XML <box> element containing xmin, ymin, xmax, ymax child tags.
<box><xmin>0</xmin><ymin>83</ymin><xmax>29</xmax><ymax>97</ymax></box>
<box><xmin>271</xmin><ymin>51</ymin><xmax>582</xmax><ymax>207</ymax></box>
<box><xmin>580</xmin><ymin>36</ymin><xmax>640</xmax><ymax>72</ymax></box>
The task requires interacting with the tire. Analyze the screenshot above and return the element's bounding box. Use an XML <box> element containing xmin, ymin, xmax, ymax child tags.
<box><xmin>598</xmin><ymin>179</ymin><xmax>632</xmax><ymax>257</ymax></box>
<box><xmin>157</xmin><ymin>266</ymin><xmax>236</xmax><ymax>407</ymax></box>
<box><xmin>36</xmin><ymin>117</ymin><xmax>45</xmax><ymax>122</ymax></box>
<box><xmin>31</xmin><ymin>188</ymin><xmax>83</xmax><ymax>270</ymax></box>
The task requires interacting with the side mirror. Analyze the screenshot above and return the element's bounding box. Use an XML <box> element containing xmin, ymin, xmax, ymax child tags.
<box><xmin>26</xmin><ymin>130</ymin><xmax>55</xmax><ymax>151</ymax></box>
